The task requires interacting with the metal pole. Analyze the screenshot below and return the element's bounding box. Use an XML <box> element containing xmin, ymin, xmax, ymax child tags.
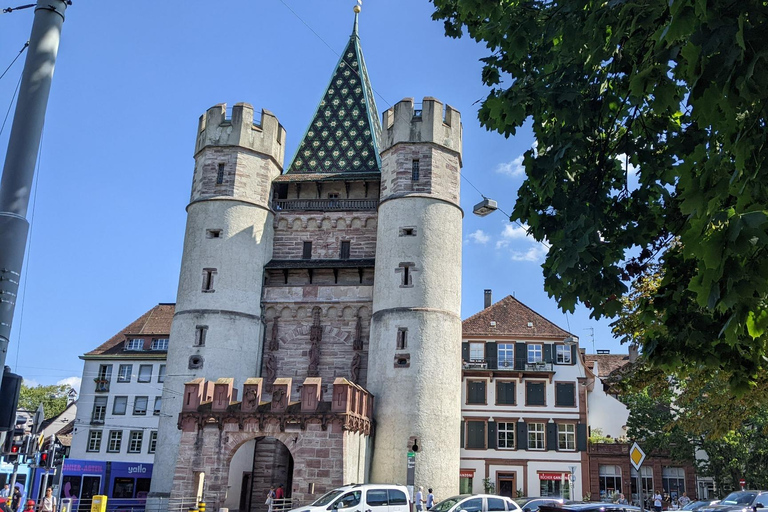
<box><xmin>9</xmin><ymin>460</ymin><xmax>19</xmax><ymax>506</ymax></box>
<box><xmin>0</xmin><ymin>0</ymin><xmax>70</xmax><ymax>379</ymax></box>
<box><xmin>639</xmin><ymin>468</ymin><xmax>644</xmax><ymax>512</ymax></box>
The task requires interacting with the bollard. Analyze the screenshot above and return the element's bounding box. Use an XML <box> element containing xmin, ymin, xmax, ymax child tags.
<box><xmin>199</xmin><ymin>502</ymin><xmax>207</xmax><ymax>512</ymax></box>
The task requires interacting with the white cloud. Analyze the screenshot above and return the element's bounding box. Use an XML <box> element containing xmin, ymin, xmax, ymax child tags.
<box><xmin>496</xmin><ymin>239</ymin><xmax>510</xmax><ymax>250</ymax></box>
<box><xmin>511</xmin><ymin>244</ymin><xmax>549</xmax><ymax>262</ymax></box>
<box><xmin>501</xmin><ymin>223</ymin><xmax>531</xmax><ymax>240</ymax></box>
<box><xmin>57</xmin><ymin>376</ymin><xmax>81</xmax><ymax>392</ymax></box>
<box><xmin>22</xmin><ymin>378</ymin><xmax>40</xmax><ymax>388</ymax></box>
<box><xmin>617</xmin><ymin>153</ymin><xmax>638</xmax><ymax>176</ymax></box>
<box><xmin>495</xmin><ymin>154</ymin><xmax>525</xmax><ymax>178</ymax></box>
<box><xmin>467</xmin><ymin>229</ymin><xmax>491</xmax><ymax>245</ymax></box>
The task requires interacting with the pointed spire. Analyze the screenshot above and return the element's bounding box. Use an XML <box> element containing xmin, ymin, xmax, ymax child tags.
<box><xmin>286</xmin><ymin>4</ymin><xmax>382</xmax><ymax>175</ymax></box>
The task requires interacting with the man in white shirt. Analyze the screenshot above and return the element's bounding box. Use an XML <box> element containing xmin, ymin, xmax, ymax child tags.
<box><xmin>653</xmin><ymin>491</ymin><xmax>663</xmax><ymax>512</ymax></box>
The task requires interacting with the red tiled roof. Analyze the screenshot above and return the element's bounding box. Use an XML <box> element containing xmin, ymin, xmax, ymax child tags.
<box><xmin>83</xmin><ymin>303</ymin><xmax>175</xmax><ymax>356</ymax></box>
<box><xmin>462</xmin><ymin>295</ymin><xmax>573</xmax><ymax>339</ymax></box>
<box><xmin>583</xmin><ymin>354</ymin><xmax>631</xmax><ymax>378</ymax></box>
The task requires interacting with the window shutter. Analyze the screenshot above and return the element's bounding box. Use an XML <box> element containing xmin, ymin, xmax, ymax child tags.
<box><xmin>556</xmin><ymin>383</ymin><xmax>576</xmax><ymax>407</ymax></box>
<box><xmin>462</xmin><ymin>342</ymin><xmax>470</xmax><ymax>362</ymax></box>
<box><xmin>571</xmin><ymin>345</ymin><xmax>578</xmax><ymax>365</ymax></box>
<box><xmin>544</xmin><ymin>344</ymin><xmax>553</xmax><ymax>363</ymax></box>
<box><xmin>515</xmin><ymin>342</ymin><xmax>527</xmax><ymax>370</ymax></box>
<box><xmin>577</xmin><ymin>423</ymin><xmax>588</xmax><ymax>451</ymax></box>
<box><xmin>527</xmin><ymin>382</ymin><xmax>546</xmax><ymax>406</ymax></box>
<box><xmin>488</xmin><ymin>421</ymin><xmax>497</xmax><ymax>450</ymax></box>
<box><xmin>486</xmin><ymin>342</ymin><xmax>497</xmax><ymax>369</ymax></box>
<box><xmin>496</xmin><ymin>381</ymin><xmax>505</xmax><ymax>405</ymax></box>
<box><xmin>479</xmin><ymin>381</ymin><xmax>486</xmax><ymax>404</ymax></box>
<box><xmin>517</xmin><ymin>422</ymin><xmax>528</xmax><ymax>450</ymax></box>
<box><xmin>547</xmin><ymin>423</ymin><xmax>558</xmax><ymax>451</ymax></box>
<box><xmin>460</xmin><ymin>420</ymin><xmax>465</xmax><ymax>448</ymax></box>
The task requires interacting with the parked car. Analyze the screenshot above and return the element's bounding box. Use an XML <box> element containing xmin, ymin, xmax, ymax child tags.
<box><xmin>287</xmin><ymin>484</ymin><xmax>411</xmax><ymax>512</ymax></box>
<box><xmin>682</xmin><ymin>501</ymin><xmax>720</xmax><ymax>511</ymax></box>
<box><xmin>539</xmin><ymin>503</ymin><xmax>639</xmax><ymax>512</ymax></box>
<box><xmin>431</xmin><ymin>494</ymin><xmax>523</xmax><ymax>512</ymax></box>
<box><xmin>514</xmin><ymin>498</ymin><xmax>565</xmax><ymax>512</ymax></box>
<box><xmin>697</xmin><ymin>492</ymin><xmax>768</xmax><ymax>512</ymax></box>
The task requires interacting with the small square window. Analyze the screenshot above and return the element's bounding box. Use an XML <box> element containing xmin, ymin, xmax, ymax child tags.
<box><xmin>113</xmin><ymin>396</ymin><xmax>128</xmax><ymax>415</ymax></box>
<box><xmin>206</xmin><ymin>229</ymin><xmax>222</xmax><ymax>239</ymax></box>
<box><xmin>151</xmin><ymin>338</ymin><xmax>168</xmax><ymax>351</ymax></box>
<box><xmin>107</xmin><ymin>430</ymin><xmax>122</xmax><ymax>453</ymax></box>
<box><xmin>328</xmin><ymin>193</ymin><xmax>339</xmax><ymax>199</ymax></box>
<box><xmin>133</xmin><ymin>396</ymin><xmax>148</xmax><ymax>415</ymax></box>
<box><xmin>87</xmin><ymin>430</ymin><xmax>102</xmax><ymax>452</ymax></box>
<box><xmin>558</xmin><ymin>423</ymin><xmax>576</xmax><ymax>451</ymax></box>
<box><xmin>528</xmin><ymin>422</ymin><xmax>545</xmax><ymax>450</ymax></box>
<box><xmin>556</xmin><ymin>345</ymin><xmax>572</xmax><ymax>364</ymax></box>
<box><xmin>527</xmin><ymin>344</ymin><xmax>543</xmax><ymax>363</ymax></box>
<box><xmin>128</xmin><ymin>431</ymin><xmax>143</xmax><ymax>453</ymax></box>
<box><xmin>117</xmin><ymin>364</ymin><xmax>132</xmax><ymax>383</ymax></box>
<box><xmin>400</xmin><ymin>227</ymin><xmax>416</xmax><ymax>237</ymax></box>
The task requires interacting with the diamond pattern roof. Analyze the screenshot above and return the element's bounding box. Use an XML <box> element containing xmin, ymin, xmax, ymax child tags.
<box><xmin>286</xmin><ymin>15</ymin><xmax>382</xmax><ymax>175</ymax></box>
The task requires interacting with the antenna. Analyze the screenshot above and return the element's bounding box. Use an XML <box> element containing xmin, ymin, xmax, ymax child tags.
<box><xmin>584</xmin><ymin>327</ymin><xmax>595</xmax><ymax>353</ymax></box>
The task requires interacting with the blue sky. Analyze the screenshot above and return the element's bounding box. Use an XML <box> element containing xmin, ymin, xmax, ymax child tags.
<box><xmin>0</xmin><ymin>1</ymin><xmax>623</xmax><ymax>391</ymax></box>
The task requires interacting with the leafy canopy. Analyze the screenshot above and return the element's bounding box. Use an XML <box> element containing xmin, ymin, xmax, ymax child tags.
<box><xmin>19</xmin><ymin>383</ymin><xmax>70</xmax><ymax>419</ymax></box>
<box><xmin>431</xmin><ymin>0</ymin><xmax>768</xmax><ymax>389</ymax></box>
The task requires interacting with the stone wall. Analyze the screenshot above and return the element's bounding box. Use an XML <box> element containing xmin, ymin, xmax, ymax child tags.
<box><xmin>379</xmin><ymin>145</ymin><xmax>460</xmax><ymax>206</ymax></box>
<box><xmin>272</xmin><ymin>212</ymin><xmax>378</xmax><ymax>260</ymax></box>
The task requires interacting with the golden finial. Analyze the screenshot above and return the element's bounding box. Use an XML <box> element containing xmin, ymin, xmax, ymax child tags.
<box><xmin>354</xmin><ymin>0</ymin><xmax>362</xmax><ymax>13</ymax></box>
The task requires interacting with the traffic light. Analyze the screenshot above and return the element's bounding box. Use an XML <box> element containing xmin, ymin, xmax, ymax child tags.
<box><xmin>0</xmin><ymin>367</ymin><xmax>22</xmax><ymax>431</ymax></box>
<box><xmin>39</xmin><ymin>450</ymin><xmax>49</xmax><ymax>468</ymax></box>
<box><xmin>52</xmin><ymin>442</ymin><xmax>66</xmax><ymax>465</ymax></box>
<box><xmin>3</xmin><ymin>417</ymin><xmax>25</xmax><ymax>461</ymax></box>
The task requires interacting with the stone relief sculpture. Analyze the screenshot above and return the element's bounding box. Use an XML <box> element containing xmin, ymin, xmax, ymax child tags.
<box><xmin>308</xmin><ymin>307</ymin><xmax>322</xmax><ymax>377</ymax></box>
<box><xmin>265</xmin><ymin>353</ymin><xmax>277</xmax><ymax>391</ymax></box>
<box><xmin>269</xmin><ymin>316</ymin><xmax>280</xmax><ymax>352</ymax></box>
<box><xmin>350</xmin><ymin>352</ymin><xmax>361</xmax><ymax>384</ymax></box>
<box><xmin>353</xmin><ymin>314</ymin><xmax>363</xmax><ymax>351</ymax></box>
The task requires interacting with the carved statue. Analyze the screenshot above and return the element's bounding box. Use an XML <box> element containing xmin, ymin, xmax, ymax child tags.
<box><xmin>308</xmin><ymin>307</ymin><xmax>322</xmax><ymax>377</ymax></box>
<box><xmin>353</xmin><ymin>315</ymin><xmax>363</xmax><ymax>351</ymax></box>
<box><xmin>269</xmin><ymin>316</ymin><xmax>280</xmax><ymax>352</ymax></box>
<box><xmin>272</xmin><ymin>387</ymin><xmax>286</xmax><ymax>407</ymax></box>
<box><xmin>244</xmin><ymin>388</ymin><xmax>259</xmax><ymax>409</ymax></box>
<box><xmin>350</xmin><ymin>352</ymin><xmax>362</xmax><ymax>383</ymax></box>
<box><xmin>265</xmin><ymin>353</ymin><xmax>277</xmax><ymax>391</ymax></box>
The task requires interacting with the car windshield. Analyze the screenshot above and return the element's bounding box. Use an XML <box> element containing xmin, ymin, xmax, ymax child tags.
<box><xmin>432</xmin><ymin>496</ymin><xmax>465</xmax><ymax>512</ymax></box>
<box><xmin>721</xmin><ymin>493</ymin><xmax>756</xmax><ymax>506</ymax></box>
<box><xmin>311</xmin><ymin>490</ymin><xmax>345</xmax><ymax>507</ymax></box>
<box><xmin>514</xmin><ymin>499</ymin><xmax>532</xmax><ymax>507</ymax></box>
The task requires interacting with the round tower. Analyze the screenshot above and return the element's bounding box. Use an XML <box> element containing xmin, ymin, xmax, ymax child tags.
<box><xmin>150</xmin><ymin>103</ymin><xmax>285</xmax><ymax>503</ymax></box>
<box><xmin>368</xmin><ymin>98</ymin><xmax>463</xmax><ymax>497</ymax></box>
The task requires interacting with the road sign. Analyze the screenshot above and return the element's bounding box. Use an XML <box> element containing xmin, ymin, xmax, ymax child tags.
<box><xmin>739</xmin><ymin>478</ymin><xmax>746</xmax><ymax>486</ymax></box>
<box><xmin>629</xmin><ymin>442</ymin><xmax>647</xmax><ymax>470</ymax></box>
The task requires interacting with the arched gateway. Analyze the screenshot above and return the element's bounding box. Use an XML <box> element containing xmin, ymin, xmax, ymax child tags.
<box><xmin>171</xmin><ymin>376</ymin><xmax>373</xmax><ymax>511</ymax></box>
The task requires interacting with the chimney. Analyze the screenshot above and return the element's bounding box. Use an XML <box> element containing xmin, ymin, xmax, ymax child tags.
<box><xmin>484</xmin><ymin>289</ymin><xmax>492</xmax><ymax>309</ymax></box>
<box><xmin>629</xmin><ymin>343</ymin><xmax>639</xmax><ymax>362</ymax></box>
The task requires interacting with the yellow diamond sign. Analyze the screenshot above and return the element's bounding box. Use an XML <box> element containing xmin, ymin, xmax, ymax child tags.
<box><xmin>630</xmin><ymin>442</ymin><xmax>646</xmax><ymax>470</ymax></box>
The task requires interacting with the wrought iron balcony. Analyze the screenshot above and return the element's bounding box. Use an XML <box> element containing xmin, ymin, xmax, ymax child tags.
<box><xmin>462</xmin><ymin>358</ymin><xmax>554</xmax><ymax>372</ymax></box>
<box><xmin>272</xmin><ymin>198</ymin><xmax>379</xmax><ymax>211</ymax></box>
<box><xmin>94</xmin><ymin>379</ymin><xmax>110</xmax><ymax>392</ymax></box>
<box><xmin>464</xmin><ymin>360</ymin><xmax>488</xmax><ymax>370</ymax></box>
<box><xmin>525</xmin><ymin>361</ymin><xmax>554</xmax><ymax>372</ymax></box>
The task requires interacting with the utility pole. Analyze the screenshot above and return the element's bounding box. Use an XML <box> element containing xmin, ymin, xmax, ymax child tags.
<box><xmin>0</xmin><ymin>0</ymin><xmax>70</xmax><ymax>388</ymax></box>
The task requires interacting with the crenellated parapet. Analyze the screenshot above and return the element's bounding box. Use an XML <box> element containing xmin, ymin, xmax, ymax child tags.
<box><xmin>178</xmin><ymin>376</ymin><xmax>374</xmax><ymax>435</ymax></box>
<box><xmin>380</xmin><ymin>97</ymin><xmax>462</xmax><ymax>164</ymax></box>
<box><xmin>195</xmin><ymin>102</ymin><xmax>286</xmax><ymax>167</ymax></box>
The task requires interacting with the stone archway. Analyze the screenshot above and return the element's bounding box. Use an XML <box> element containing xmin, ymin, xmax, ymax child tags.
<box><xmin>226</xmin><ymin>436</ymin><xmax>294</xmax><ymax>512</ymax></box>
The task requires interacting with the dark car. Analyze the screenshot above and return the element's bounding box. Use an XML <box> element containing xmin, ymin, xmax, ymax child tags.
<box><xmin>682</xmin><ymin>501</ymin><xmax>721</xmax><ymax>511</ymax></box>
<box><xmin>514</xmin><ymin>498</ymin><xmax>565</xmax><ymax>512</ymax></box>
<box><xmin>698</xmin><ymin>492</ymin><xmax>768</xmax><ymax>512</ymax></box>
<box><xmin>539</xmin><ymin>503</ymin><xmax>640</xmax><ymax>512</ymax></box>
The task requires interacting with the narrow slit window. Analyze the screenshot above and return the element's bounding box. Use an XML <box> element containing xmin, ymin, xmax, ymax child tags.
<box><xmin>412</xmin><ymin>160</ymin><xmax>420</xmax><ymax>181</ymax></box>
<box><xmin>195</xmin><ymin>326</ymin><xmax>208</xmax><ymax>347</ymax></box>
<box><xmin>206</xmin><ymin>229</ymin><xmax>222</xmax><ymax>239</ymax></box>
<box><xmin>202</xmin><ymin>268</ymin><xmax>216</xmax><ymax>292</ymax></box>
<box><xmin>402</xmin><ymin>265</ymin><xmax>411</xmax><ymax>286</ymax></box>
<box><xmin>340</xmin><ymin>241</ymin><xmax>351</xmax><ymax>260</ymax></box>
<box><xmin>396</xmin><ymin>328</ymin><xmax>408</xmax><ymax>350</ymax></box>
<box><xmin>216</xmin><ymin>163</ymin><xmax>225</xmax><ymax>185</ymax></box>
<box><xmin>302</xmin><ymin>241</ymin><xmax>312</xmax><ymax>260</ymax></box>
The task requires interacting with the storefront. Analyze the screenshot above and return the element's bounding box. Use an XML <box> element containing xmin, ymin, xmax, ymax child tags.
<box><xmin>460</xmin><ymin>469</ymin><xmax>475</xmax><ymax>494</ymax></box>
<box><xmin>538</xmin><ymin>472</ymin><xmax>572</xmax><ymax>499</ymax></box>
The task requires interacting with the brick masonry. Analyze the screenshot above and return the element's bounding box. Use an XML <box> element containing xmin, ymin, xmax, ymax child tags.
<box><xmin>379</xmin><ymin>144</ymin><xmax>461</xmax><ymax>206</ymax></box>
<box><xmin>272</xmin><ymin>211</ymin><xmax>379</xmax><ymax>260</ymax></box>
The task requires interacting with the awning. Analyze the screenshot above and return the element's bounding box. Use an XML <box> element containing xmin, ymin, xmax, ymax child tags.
<box><xmin>460</xmin><ymin>469</ymin><xmax>476</xmax><ymax>479</ymax></box>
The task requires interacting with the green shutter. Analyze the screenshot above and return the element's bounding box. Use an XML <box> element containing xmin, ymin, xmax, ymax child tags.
<box><xmin>544</xmin><ymin>344</ymin><xmax>553</xmax><ymax>363</ymax></box>
<box><xmin>462</xmin><ymin>342</ymin><xmax>469</xmax><ymax>362</ymax></box>
<box><xmin>517</xmin><ymin>421</ymin><xmax>528</xmax><ymax>450</ymax></box>
<box><xmin>556</xmin><ymin>383</ymin><xmax>575</xmax><ymax>407</ymax></box>
<box><xmin>460</xmin><ymin>420</ymin><xmax>465</xmax><ymax>448</ymax></box>
<box><xmin>487</xmin><ymin>342</ymin><xmax>497</xmax><ymax>369</ymax></box>
<box><xmin>488</xmin><ymin>421</ymin><xmax>497</xmax><ymax>450</ymax></box>
<box><xmin>547</xmin><ymin>423</ymin><xmax>558</xmax><ymax>451</ymax></box>
<box><xmin>515</xmin><ymin>342</ymin><xmax>527</xmax><ymax>370</ymax></box>
<box><xmin>571</xmin><ymin>344</ymin><xmax>578</xmax><ymax>365</ymax></box>
<box><xmin>577</xmin><ymin>423</ymin><xmax>587</xmax><ymax>451</ymax></box>
<box><xmin>527</xmin><ymin>382</ymin><xmax>546</xmax><ymax>405</ymax></box>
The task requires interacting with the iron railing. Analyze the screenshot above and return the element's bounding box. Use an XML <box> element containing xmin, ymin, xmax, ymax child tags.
<box><xmin>272</xmin><ymin>198</ymin><xmax>378</xmax><ymax>211</ymax></box>
<box><xmin>463</xmin><ymin>358</ymin><xmax>554</xmax><ymax>372</ymax></box>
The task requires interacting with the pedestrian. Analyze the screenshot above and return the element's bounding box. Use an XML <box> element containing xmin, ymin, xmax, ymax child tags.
<box><xmin>266</xmin><ymin>486</ymin><xmax>276</xmax><ymax>512</ymax></box>
<box><xmin>415</xmin><ymin>487</ymin><xmax>425</xmax><ymax>512</ymax></box>
<box><xmin>0</xmin><ymin>486</ymin><xmax>8</xmax><ymax>499</ymax></box>
<box><xmin>275</xmin><ymin>485</ymin><xmax>285</xmax><ymax>512</ymax></box>
<box><xmin>11</xmin><ymin>487</ymin><xmax>21</xmax><ymax>512</ymax></box>
<box><xmin>678</xmin><ymin>493</ymin><xmax>691</xmax><ymax>508</ymax></box>
<box><xmin>39</xmin><ymin>488</ymin><xmax>57</xmax><ymax>512</ymax></box>
<box><xmin>616</xmin><ymin>494</ymin><xmax>628</xmax><ymax>505</ymax></box>
<box><xmin>653</xmin><ymin>490</ymin><xmax>663</xmax><ymax>512</ymax></box>
<box><xmin>426</xmin><ymin>489</ymin><xmax>435</xmax><ymax>510</ymax></box>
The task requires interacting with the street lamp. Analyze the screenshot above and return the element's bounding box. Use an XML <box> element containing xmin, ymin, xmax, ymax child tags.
<box><xmin>473</xmin><ymin>198</ymin><xmax>498</xmax><ymax>217</ymax></box>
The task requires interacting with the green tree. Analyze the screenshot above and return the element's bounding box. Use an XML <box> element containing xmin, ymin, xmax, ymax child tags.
<box><xmin>431</xmin><ymin>0</ymin><xmax>768</xmax><ymax>390</ymax></box>
<box><xmin>19</xmin><ymin>383</ymin><xmax>70</xmax><ymax>419</ymax></box>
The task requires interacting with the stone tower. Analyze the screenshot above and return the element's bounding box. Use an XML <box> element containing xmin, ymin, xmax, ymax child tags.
<box><xmin>367</xmin><ymin>98</ymin><xmax>463</xmax><ymax>498</ymax></box>
<box><xmin>150</xmin><ymin>104</ymin><xmax>285</xmax><ymax>502</ymax></box>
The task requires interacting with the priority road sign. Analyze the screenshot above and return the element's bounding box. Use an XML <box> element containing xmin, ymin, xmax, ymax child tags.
<box><xmin>629</xmin><ymin>442</ymin><xmax>646</xmax><ymax>471</ymax></box>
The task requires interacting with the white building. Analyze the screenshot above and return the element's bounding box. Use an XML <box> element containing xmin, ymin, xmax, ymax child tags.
<box><xmin>70</xmin><ymin>304</ymin><xmax>173</xmax><ymax>464</ymax></box>
<box><xmin>459</xmin><ymin>291</ymin><xmax>588</xmax><ymax>500</ymax></box>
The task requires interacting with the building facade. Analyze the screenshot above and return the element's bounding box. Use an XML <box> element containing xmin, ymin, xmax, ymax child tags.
<box><xmin>70</xmin><ymin>303</ymin><xmax>172</xmax><ymax>466</ymax></box>
<box><xmin>459</xmin><ymin>292</ymin><xmax>589</xmax><ymax>500</ymax></box>
<box><xmin>150</xmin><ymin>11</ymin><xmax>463</xmax><ymax>511</ymax></box>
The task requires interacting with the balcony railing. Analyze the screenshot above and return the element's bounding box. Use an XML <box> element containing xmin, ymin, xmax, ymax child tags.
<box><xmin>94</xmin><ymin>379</ymin><xmax>110</xmax><ymax>392</ymax></box>
<box><xmin>273</xmin><ymin>198</ymin><xmax>379</xmax><ymax>211</ymax></box>
<box><xmin>463</xmin><ymin>358</ymin><xmax>554</xmax><ymax>372</ymax></box>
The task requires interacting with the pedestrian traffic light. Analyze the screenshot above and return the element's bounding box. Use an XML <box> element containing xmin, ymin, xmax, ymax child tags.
<box><xmin>0</xmin><ymin>367</ymin><xmax>22</xmax><ymax>431</ymax></box>
<box><xmin>39</xmin><ymin>450</ymin><xmax>49</xmax><ymax>468</ymax></box>
<box><xmin>3</xmin><ymin>417</ymin><xmax>26</xmax><ymax>462</ymax></box>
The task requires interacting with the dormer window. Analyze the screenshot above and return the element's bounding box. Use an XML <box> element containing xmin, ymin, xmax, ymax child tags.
<box><xmin>126</xmin><ymin>339</ymin><xmax>143</xmax><ymax>351</ymax></box>
<box><xmin>151</xmin><ymin>338</ymin><xmax>169</xmax><ymax>351</ymax></box>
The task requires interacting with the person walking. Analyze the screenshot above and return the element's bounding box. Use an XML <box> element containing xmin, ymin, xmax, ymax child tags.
<box><xmin>266</xmin><ymin>486</ymin><xmax>276</xmax><ymax>512</ymax></box>
<box><xmin>678</xmin><ymin>493</ymin><xmax>691</xmax><ymax>508</ymax></box>
<box><xmin>275</xmin><ymin>484</ymin><xmax>285</xmax><ymax>512</ymax></box>
<box><xmin>653</xmin><ymin>491</ymin><xmax>663</xmax><ymax>512</ymax></box>
<box><xmin>39</xmin><ymin>488</ymin><xmax>57</xmax><ymax>512</ymax></box>
<box><xmin>426</xmin><ymin>489</ymin><xmax>435</xmax><ymax>510</ymax></box>
<box><xmin>415</xmin><ymin>487</ymin><xmax>425</xmax><ymax>512</ymax></box>
<box><xmin>0</xmin><ymin>486</ymin><xmax>9</xmax><ymax>499</ymax></box>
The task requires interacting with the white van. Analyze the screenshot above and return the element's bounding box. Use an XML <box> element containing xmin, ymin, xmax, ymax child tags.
<box><xmin>289</xmin><ymin>484</ymin><xmax>411</xmax><ymax>512</ymax></box>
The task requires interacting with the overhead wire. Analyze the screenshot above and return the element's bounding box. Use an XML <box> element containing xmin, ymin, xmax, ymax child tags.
<box><xmin>0</xmin><ymin>41</ymin><xmax>28</xmax><ymax>81</ymax></box>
